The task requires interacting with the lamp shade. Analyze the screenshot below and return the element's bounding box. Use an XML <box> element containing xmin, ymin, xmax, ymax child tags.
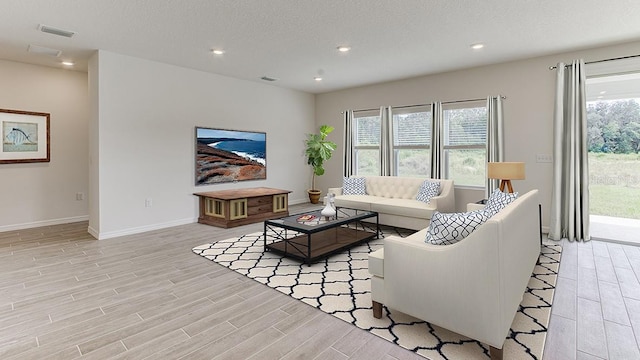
<box><xmin>487</xmin><ymin>162</ymin><xmax>525</xmax><ymax>180</ymax></box>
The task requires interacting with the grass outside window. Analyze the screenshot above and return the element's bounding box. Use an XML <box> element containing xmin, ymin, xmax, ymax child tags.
<box><xmin>589</xmin><ymin>152</ymin><xmax>640</xmax><ymax>219</ymax></box>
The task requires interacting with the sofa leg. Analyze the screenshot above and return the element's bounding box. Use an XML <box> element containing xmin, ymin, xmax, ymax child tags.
<box><xmin>489</xmin><ymin>346</ymin><xmax>503</xmax><ymax>360</ymax></box>
<box><xmin>372</xmin><ymin>301</ymin><xmax>382</xmax><ymax>318</ymax></box>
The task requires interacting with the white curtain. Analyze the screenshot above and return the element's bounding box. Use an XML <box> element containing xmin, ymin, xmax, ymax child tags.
<box><xmin>486</xmin><ymin>96</ymin><xmax>505</xmax><ymax>198</ymax></box>
<box><xmin>343</xmin><ymin>110</ymin><xmax>354</xmax><ymax>177</ymax></box>
<box><xmin>549</xmin><ymin>60</ymin><xmax>590</xmax><ymax>242</ymax></box>
<box><xmin>380</xmin><ymin>106</ymin><xmax>393</xmax><ymax>176</ymax></box>
<box><xmin>430</xmin><ymin>102</ymin><xmax>443</xmax><ymax>179</ymax></box>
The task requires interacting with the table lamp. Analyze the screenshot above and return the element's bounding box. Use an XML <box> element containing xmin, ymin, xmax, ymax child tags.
<box><xmin>487</xmin><ymin>162</ymin><xmax>525</xmax><ymax>193</ymax></box>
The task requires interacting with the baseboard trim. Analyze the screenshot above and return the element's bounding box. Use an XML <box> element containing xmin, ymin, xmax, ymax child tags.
<box><xmin>95</xmin><ymin>200</ymin><xmax>310</xmax><ymax>239</ymax></box>
<box><xmin>288</xmin><ymin>198</ymin><xmax>310</xmax><ymax>206</ymax></box>
<box><xmin>0</xmin><ymin>215</ymin><xmax>89</xmax><ymax>233</ymax></box>
<box><xmin>94</xmin><ymin>217</ymin><xmax>197</xmax><ymax>240</ymax></box>
<box><xmin>87</xmin><ymin>225</ymin><xmax>99</xmax><ymax>239</ymax></box>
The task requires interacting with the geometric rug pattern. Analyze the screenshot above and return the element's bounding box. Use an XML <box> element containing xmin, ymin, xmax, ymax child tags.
<box><xmin>193</xmin><ymin>227</ymin><xmax>562</xmax><ymax>360</ymax></box>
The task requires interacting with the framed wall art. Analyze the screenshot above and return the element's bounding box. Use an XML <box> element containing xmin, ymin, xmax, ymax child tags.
<box><xmin>0</xmin><ymin>108</ymin><xmax>50</xmax><ymax>164</ymax></box>
<box><xmin>195</xmin><ymin>126</ymin><xmax>266</xmax><ymax>185</ymax></box>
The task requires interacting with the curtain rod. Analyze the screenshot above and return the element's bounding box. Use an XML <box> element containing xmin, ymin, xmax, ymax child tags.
<box><xmin>548</xmin><ymin>54</ymin><xmax>640</xmax><ymax>70</ymax></box>
<box><xmin>351</xmin><ymin>96</ymin><xmax>506</xmax><ymax>113</ymax></box>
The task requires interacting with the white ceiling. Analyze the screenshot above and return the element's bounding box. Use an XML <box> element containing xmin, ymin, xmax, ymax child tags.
<box><xmin>2</xmin><ymin>0</ymin><xmax>640</xmax><ymax>94</ymax></box>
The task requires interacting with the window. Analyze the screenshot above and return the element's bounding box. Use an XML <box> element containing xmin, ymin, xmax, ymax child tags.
<box><xmin>353</xmin><ymin>111</ymin><xmax>381</xmax><ymax>176</ymax></box>
<box><xmin>392</xmin><ymin>106</ymin><xmax>431</xmax><ymax>176</ymax></box>
<box><xmin>443</xmin><ymin>101</ymin><xmax>487</xmax><ymax>187</ymax></box>
<box><xmin>347</xmin><ymin>100</ymin><xmax>491</xmax><ymax>187</ymax></box>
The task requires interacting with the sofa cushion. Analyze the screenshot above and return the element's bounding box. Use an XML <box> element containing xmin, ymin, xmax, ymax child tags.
<box><xmin>368</xmin><ymin>248</ymin><xmax>384</xmax><ymax>277</ymax></box>
<box><xmin>334</xmin><ymin>195</ymin><xmax>381</xmax><ymax>211</ymax></box>
<box><xmin>343</xmin><ymin>177</ymin><xmax>367</xmax><ymax>195</ymax></box>
<box><xmin>425</xmin><ymin>210</ymin><xmax>489</xmax><ymax>245</ymax></box>
<box><xmin>371</xmin><ymin>198</ymin><xmax>435</xmax><ymax>219</ymax></box>
<box><xmin>485</xmin><ymin>188</ymin><xmax>518</xmax><ymax>217</ymax></box>
<box><xmin>416</xmin><ymin>180</ymin><xmax>440</xmax><ymax>203</ymax></box>
<box><xmin>365</xmin><ymin>176</ymin><xmax>425</xmax><ymax>199</ymax></box>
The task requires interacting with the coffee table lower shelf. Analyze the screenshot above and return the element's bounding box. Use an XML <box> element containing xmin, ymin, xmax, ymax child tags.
<box><xmin>265</xmin><ymin>226</ymin><xmax>376</xmax><ymax>266</ymax></box>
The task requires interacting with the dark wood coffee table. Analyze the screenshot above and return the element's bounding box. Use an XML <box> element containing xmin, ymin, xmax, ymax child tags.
<box><xmin>263</xmin><ymin>207</ymin><xmax>379</xmax><ymax>266</ymax></box>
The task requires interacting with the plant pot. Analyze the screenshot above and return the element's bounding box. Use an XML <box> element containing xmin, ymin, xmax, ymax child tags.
<box><xmin>307</xmin><ymin>189</ymin><xmax>322</xmax><ymax>204</ymax></box>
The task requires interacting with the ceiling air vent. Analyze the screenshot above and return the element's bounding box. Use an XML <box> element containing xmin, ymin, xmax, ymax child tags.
<box><xmin>260</xmin><ymin>76</ymin><xmax>278</xmax><ymax>82</ymax></box>
<box><xmin>38</xmin><ymin>24</ymin><xmax>76</xmax><ymax>38</ymax></box>
<box><xmin>27</xmin><ymin>44</ymin><xmax>62</xmax><ymax>57</ymax></box>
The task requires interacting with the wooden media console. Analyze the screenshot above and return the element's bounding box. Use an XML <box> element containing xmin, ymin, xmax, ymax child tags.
<box><xmin>194</xmin><ymin>187</ymin><xmax>291</xmax><ymax>228</ymax></box>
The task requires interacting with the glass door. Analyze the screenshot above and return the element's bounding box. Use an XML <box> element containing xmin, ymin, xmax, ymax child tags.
<box><xmin>586</xmin><ymin>70</ymin><xmax>640</xmax><ymax>244</ymax></box>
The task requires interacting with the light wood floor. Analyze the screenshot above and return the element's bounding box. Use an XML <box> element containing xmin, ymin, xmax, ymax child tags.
<box><xmin>2</xmin><ymin>204</ymin><xmax>640</xmax><ymax>359</ymax></box>
<box><xmin>544</xmin><ymin>238</ymin><xmax>640</xmax><ymax>359</ymax></box>
<box><xmin>0</xmin><ymin>204</ymin><xmax>423</xmax><ymax>360</ymax></box>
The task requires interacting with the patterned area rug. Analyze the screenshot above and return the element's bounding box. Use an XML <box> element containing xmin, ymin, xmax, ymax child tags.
<box><xmin>193</xmin><ymin>227</ymin><xmax>561</xmax><ymax>360</ymax></box>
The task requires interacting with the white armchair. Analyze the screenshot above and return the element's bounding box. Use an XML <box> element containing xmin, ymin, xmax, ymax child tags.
<box><xmin>368</xmin><ymin>190</ymin><xmax>541</xmax><ymax>360</ymax></box>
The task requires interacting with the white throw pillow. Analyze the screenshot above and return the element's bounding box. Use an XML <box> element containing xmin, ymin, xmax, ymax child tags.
<box><xmin>342</xmin><ymin>177</ymin><xmax>367</xmax><ymax>195</ymax></box>
<box><xmin>485</xmin><ymin>188</ymin><xmax>518</xmax><ymax>217</ymax></box>
<box><xmin>416</xmin><ymin>180</ymin><xmax>440</xmax><ymax>203</ymax></box>
<box><xmin>425</xmin><ymin>210</ymin><xmax>489</xmax><ymax>245</ymax></box>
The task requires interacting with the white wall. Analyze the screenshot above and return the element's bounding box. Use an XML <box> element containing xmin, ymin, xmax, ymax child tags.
<box><xmin>0</xmin><ymin>60</ymin><xmax>88</xmax><ymax>231</ymax></box>
<box><xmin>315</xmin><ymin>40</ymin><xmax>640</xmax><ymax>229</ymax></box>
<box><xmin>90</xmin><ymin>51</ymin><xmax>315</xmax><ymax>239</ymax></box>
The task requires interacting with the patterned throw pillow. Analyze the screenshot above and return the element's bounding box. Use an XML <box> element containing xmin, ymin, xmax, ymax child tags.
<box><xmin>425</xmin><ymin>210</ymin><xmax>489</xmax><ymax>245</ymax></box>
<box><xmin>342</xmin><ymin>177</ymin><xmax>367</xmax><ymax>195</ymax></box>
<box><xmin>485</xmin><ymin>188</ymin><xmax>518</xmax><ymax>217</ymax></box>
<box><xmin>416</xmin><ymin>180</ymin><xmax>440</xmax><ymax>203</ymax></box>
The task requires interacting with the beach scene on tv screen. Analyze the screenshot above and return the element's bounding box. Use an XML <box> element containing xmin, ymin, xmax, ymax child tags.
<box><xmin>195</xmin><ymin>127</ymin><xmax>266</xmax><ymax>185</ymax></box>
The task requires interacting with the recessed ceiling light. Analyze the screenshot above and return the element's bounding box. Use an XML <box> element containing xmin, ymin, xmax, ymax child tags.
<box><xmin>38</xmin><ymin>24</ymin><xmax>76</xmax><ymax>38</ymax></box>
<box><xmin>470</xmin><ymin>43</ymin><xmax>484</xmax><ymax>50</ymax></box>
<box><xmin>27</xmin><ymin>44</ymin><xmax>61</xmax><ymax>57</ymax></box>
<box><xmin>211</xmin><ymin>49</ymin><xmax>225</xmax><ymax>55</ymax></box>
<box><xmin>600</xmin><ymin>91</ymin><xmax>607</xmax><ymax>94</ymax></box>
<box><xmin>314</xmin><ymin>76</ymin><xmax>323</xmax><ymax>81</ymax></box>
<box><xmin>61</xmin><ymin>61</ymin><xmax>74</xmax><ymax>66</ymax></box>
<box><xmin>337</xmin><ymin>46</ymin><xmax>351</xmax><ymax>52</ymax></box>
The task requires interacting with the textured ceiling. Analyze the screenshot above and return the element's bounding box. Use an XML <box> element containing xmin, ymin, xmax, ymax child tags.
<box><xmin>1</xmin><ymin>0</ymin><xmax>640</xmax><ymax>94</ymax></box>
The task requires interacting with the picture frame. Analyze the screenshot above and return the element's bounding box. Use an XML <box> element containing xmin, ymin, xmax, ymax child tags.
<box><xmin>0</xmin><ymin>108</ymin><xmax>50</xmax><ymax>164</ymax></box>
<box><xmin>195</xmin><ymin>126</ymin><xmax>266</xmax><ymax>185</ymax></box>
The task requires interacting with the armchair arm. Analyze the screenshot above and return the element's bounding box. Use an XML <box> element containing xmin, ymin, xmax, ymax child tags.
<box><xmin>428</xmin><ymin>180</ymin><xmax>455</xmax><ymax>213</ymax></box>
<box><xmin>327</xmin><ymin>187</ymin><xmax>343</xmax><ymax>196</ymax></box>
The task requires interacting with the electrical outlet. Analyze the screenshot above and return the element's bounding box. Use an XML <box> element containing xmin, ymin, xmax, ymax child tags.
<box><xmin>76</xmin><ymin>192</ymin><xmax>84</xmax><ymax>201</ymax></box>
<box><xmin>145</xmin><ymin>198</ymin><xmax>153</xmax><ymax>207</ymax></box>
<box><xmin>536</xmin><ymin>154</ymin><xmax>553</xmax><ymax>163</ymax></box>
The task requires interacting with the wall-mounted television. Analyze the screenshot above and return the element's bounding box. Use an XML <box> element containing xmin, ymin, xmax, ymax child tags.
<box><xmin>195</xmin><ymin>126</ymin><xmax>266</xmax><ymax>185</ymax></box>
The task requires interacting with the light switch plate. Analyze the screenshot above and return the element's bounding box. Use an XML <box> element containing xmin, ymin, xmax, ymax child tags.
<box><xmin>536</xmin><ymin>154</ymin><xmax>553</xmax><ymax>163</ymax></box>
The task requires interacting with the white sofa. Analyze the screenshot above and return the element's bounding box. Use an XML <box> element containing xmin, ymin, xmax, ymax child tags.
<box><xmin>327</xmin><ymin>176</ymin><xmax>455</xmax><ymax>230</ymax></box>
<box><xmin>368</xmin><ymin>189</ymin><xmax>541</xmax><ymax>360</ymax></box>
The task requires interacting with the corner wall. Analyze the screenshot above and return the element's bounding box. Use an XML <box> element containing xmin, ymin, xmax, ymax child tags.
<box><xmin>315</xmin><ymin>40</ymin><xmax>640</xmax><ymax>229</ymax></box>
<box><xmin>90</xmin><ymin>51</ymin><xmax>315</xmax><ymax>239</ymax></box>
<box><xmin>0</xmin><ymin>60</ymin><xmax>89</xmax><ymax>231</ymax></box>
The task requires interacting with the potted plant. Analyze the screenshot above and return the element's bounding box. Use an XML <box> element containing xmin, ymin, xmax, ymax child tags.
<box><xmin>305</xmin><ymin>125</ymin><xmax>337</xmax><ymax>204</ymax></box>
